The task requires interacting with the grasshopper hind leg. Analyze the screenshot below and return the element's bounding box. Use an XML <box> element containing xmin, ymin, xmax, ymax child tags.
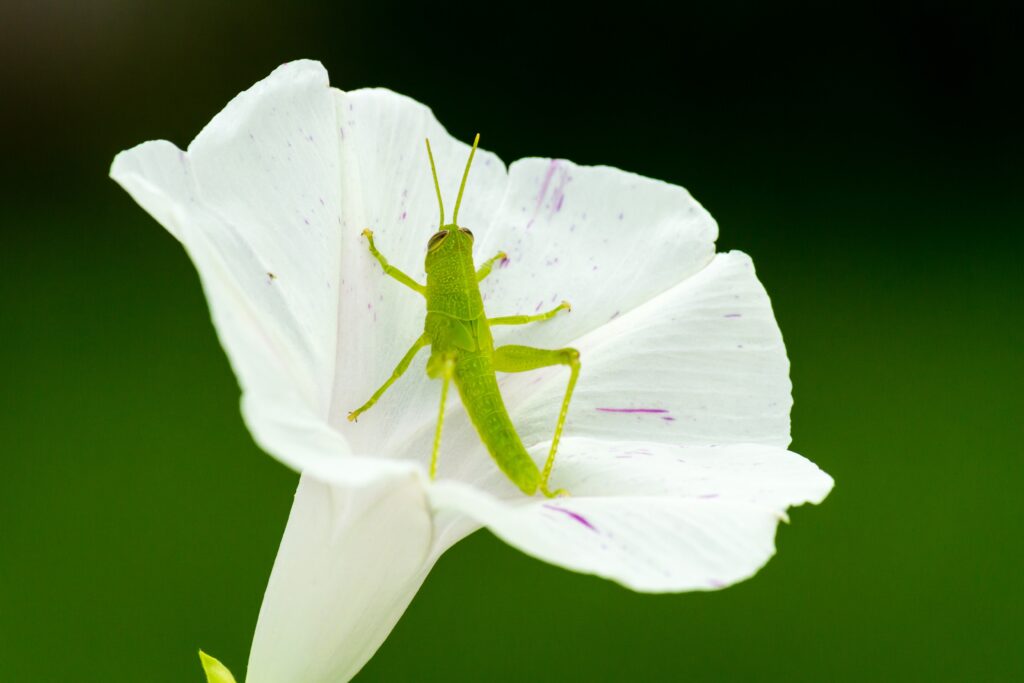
<box><xmin>492</xmin><ymin>345</ymin><xmax>581</xmax><ymax>497</ymax></box>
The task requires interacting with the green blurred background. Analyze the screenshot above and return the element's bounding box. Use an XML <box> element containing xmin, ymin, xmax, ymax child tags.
<box><xmin>2</xmin><ymin>1</ymin><xmax>1021</xmax><ymax>680</ymax></box>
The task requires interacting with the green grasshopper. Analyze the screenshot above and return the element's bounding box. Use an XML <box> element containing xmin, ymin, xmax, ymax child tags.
<box><xmin>347</xmin><ymin>135</ymin><xmax>580</xmax><ymax>498</ymax></box>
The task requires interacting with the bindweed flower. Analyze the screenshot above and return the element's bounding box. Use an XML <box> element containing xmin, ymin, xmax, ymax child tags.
<box><xmin>111</xmin><ymin>60</ymin><xmax>832</xmax><ymax>682</ymax></box>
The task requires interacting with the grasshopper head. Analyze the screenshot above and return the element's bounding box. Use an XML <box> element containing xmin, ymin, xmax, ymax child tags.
<box><xmin>424</xmin><ymin>225</ymin><xmax>474</xmax><ymax>272</ymax></box>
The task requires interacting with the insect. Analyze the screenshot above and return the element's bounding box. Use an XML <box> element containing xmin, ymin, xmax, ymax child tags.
<box><xmin>347</xmin><ymin>134</ymin><xmax>580</xmax><ymax>497</ymax></box>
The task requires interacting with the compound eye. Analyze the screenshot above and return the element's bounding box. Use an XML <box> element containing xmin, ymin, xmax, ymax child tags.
<box><xmin>460</xmin><ymin>228</ymin><xmax>474</xmax><ymax>240</ymax></box>
<box><xmin>427</xmin><ymin>230</ymin><xmax>449</xmax><ymax>251</ymax></box>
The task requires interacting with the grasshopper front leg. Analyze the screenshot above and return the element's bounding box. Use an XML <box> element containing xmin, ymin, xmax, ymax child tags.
<box><xmin>492</xmin><ymin>345</ymin><xmax>581</xmax><ymax>497</ymax></box>
<box><xmin>362</xmin><ymin>229</ymin><xmax>427</xmax><ymax>295</ymax></box>
<box><xmin>475</xmin><ymin>251</ymin><xmax>507</xmax><ymax>282</ymax></box>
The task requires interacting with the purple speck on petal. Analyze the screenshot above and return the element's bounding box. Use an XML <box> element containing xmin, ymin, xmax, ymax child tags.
<box><xmin>724</xmin><ymin>313</ymin><xmax>742</xmax><ymax>318</ymax></box>
<box><xmin>499</xmin><ymin>256</ymin><xmax>510</xmax><ymax>268</ymax></box>
<box><xmin>536</xmin><ymin>160</ymin><xmax>559</xmax><ymax>208</ymax></box>
<box><xmin>535</xmin><ymin>301</ymin><xmax>543</xmax><ymax>312</ymax></box>
<box><xmin>303</xmin><ymin>218</ymin><xmax>310</xmax><ymax>225</ymax></box>
<box><xmin>548</xmin><ymin>167</ymin><xmax>571</xmax><ymax>216</ymax></box>
<box><xmin>709</xmin><ymin>579</ymin><xmax>725</xmax><ymax>588</ymax></box>
<box><xmin>610</xmin><ymin>310</ymin><xmax>620</xmax><ymax>319</ymax></box>
<box><xmin>319</xmin><ymin>197</ymin><xmax>325</xmax><ymax>205</ymax></box>
<box><xmin>661</xmin><ymin>416</ymin><xmax>676</xmax><ymax>422</ymax></box>
<box><xmin>699</xmin><ymin>493</ymin><xmax>720</xmax><ymax>499</ymax></box>
<box><xmin>400</xmin><ymin>211</ymin><xmax>407</xmax><ymax>221</ymax></box>
<box><xmin>544</xmin><ymin>504</ymin><xmax>597</xmax><ymax>532</ymax></box>
<box><xmin>596</xmin><ymin>407</ymin><xmax>669</xmax><ymax>414</ymax></box>
<box><xmin>617</xmin><ymin>211</ymin><xmax>624</xmax><ymax>220</ymax></box>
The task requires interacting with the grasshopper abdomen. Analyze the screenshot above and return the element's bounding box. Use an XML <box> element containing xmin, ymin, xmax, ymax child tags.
<box><xmin>453</xmin><ymin>349</ymin><xmax>541</xmax><ymax>495</ymax></box>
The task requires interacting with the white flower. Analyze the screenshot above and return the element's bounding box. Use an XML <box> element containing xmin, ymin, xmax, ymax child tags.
<box><xmin>111</xmin><ymin>60</ymin><xmax>833</xmax><ymax>682</ymax></box>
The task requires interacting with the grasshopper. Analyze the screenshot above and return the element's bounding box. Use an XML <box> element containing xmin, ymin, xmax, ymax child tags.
<box><xmin>347</xmin><ymin>135</ymin><xmax>580</xmax><ymax>498</ymax></box>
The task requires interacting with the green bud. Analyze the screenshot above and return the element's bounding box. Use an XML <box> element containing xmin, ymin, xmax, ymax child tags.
<box><xmin>199</xmin><ymin>650</ymin><xmax>237</xmax><ymax>683</ymax></box>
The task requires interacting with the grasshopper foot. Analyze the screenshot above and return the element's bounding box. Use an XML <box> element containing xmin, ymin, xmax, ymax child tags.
<box><xmin>541</xmin><ymin>484</ymin><xmax>569</xmax><ymax>498</ymax></box>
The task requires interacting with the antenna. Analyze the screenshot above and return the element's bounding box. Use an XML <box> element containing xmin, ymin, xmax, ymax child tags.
<box><xmin>424</xmin><ymin>138</ymin><xmax>445</xmax><ymax>227</ymax></box>
<box><xmin>452</xmin><ymin>133</ymin><xmax>480</xmax><ymax>225</ymax></box>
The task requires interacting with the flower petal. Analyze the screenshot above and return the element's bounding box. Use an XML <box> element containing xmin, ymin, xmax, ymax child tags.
<box><xmin>248</xmin><ymin>472</ymin><xmax>434</xmax><ymax>683</ymax></box>
<box><xmin>429</xmin><ymin>437</ymin><xmax>832</xmax><ymax>592</ymax></box>
<box><xmin>535</xmin><ymin>437</ymin><xmax>832</xmax><ymax>508</ymax></box>
<box><xmin>502</xmin><ymin>250</ymin><xmax>793</xmax><ymax>448</ymax></box>
<box><xmin>478</xmin><ymin>157</ymin><xmax>718</xmax><ymax>348</ymax></box>
<box><xmin>187</xmin><ymin>60</ymin><xmax>343</xmax><ymax>406</ymax></box>
<box><xmin>329</xmin><ymin>88</ymin><xmax>508</xmax><ymax>456</ymax></box>
<box><xmin>111</xmin><ymin>63</ymin><xmax>428</xmax><ymax>484</ymax></box>
<box><xmin>157</xmin><ymin>59</ymin><xmax>343</xmax><ymax>413</ymax></box>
